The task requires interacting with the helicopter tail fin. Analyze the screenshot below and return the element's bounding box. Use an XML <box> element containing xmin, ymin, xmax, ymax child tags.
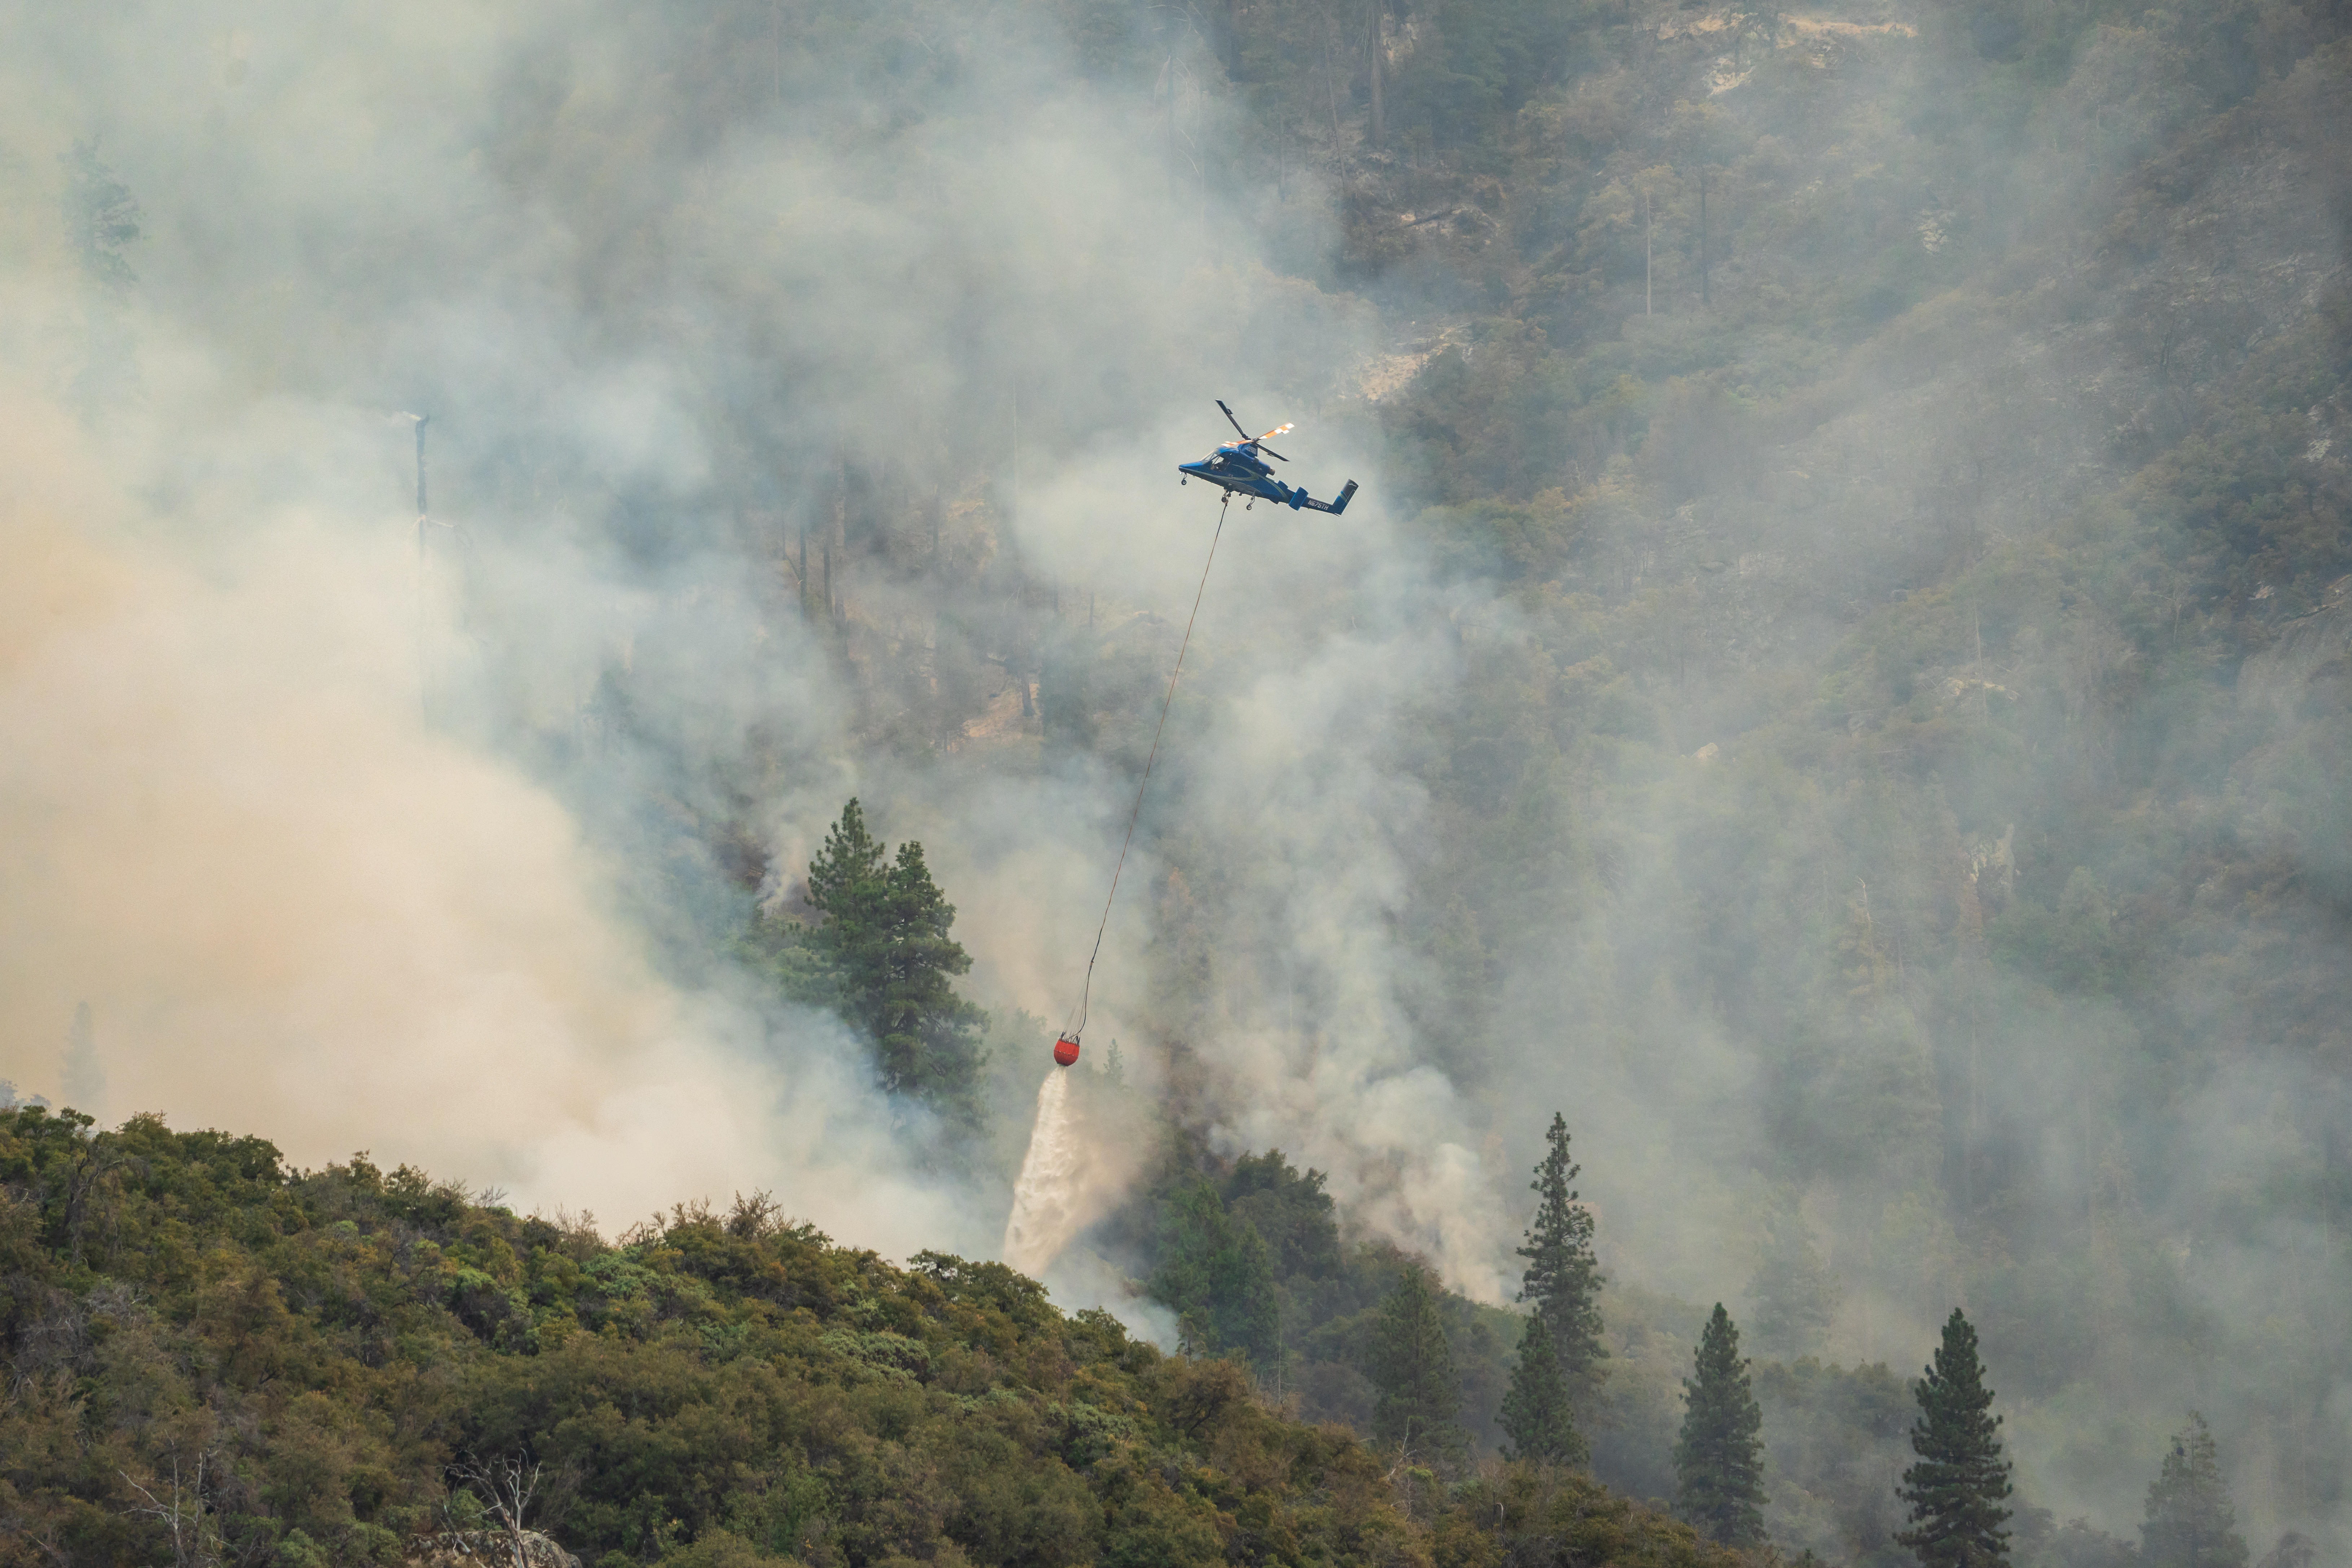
<box><xmin>1302</xmin><ymin>480</ymin><xmax>1358</xmax><ymax>515</ymax></box>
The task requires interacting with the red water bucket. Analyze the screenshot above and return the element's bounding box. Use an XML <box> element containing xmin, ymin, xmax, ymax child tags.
<box><xmin>1053</xmin><ymin>1034</ymin><xmax>1081</xmax><ymax>1068</ymax></box>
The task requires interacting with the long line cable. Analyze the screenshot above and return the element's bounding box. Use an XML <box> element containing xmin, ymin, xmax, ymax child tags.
<box><xmin>1064</xmin><ymin>498</ymin><xmax>1230</xmax><ymax>1040</ymax></box>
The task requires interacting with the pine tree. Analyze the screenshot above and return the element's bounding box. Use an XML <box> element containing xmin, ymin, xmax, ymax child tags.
<box><xmin>1149</xmin><ymin>1180</ymin><xmax>1279</xmax><ymax>1366</ymax></box>
<box><xmin>2140</xmin><ymin>1414</ymin><xmax>2249</xmax><ymax>1568</ymax></box>
<box><xmin>872</xmin><ymin>838</ymin><xmax>989</xmax><ymax>1111</ymax></box>
<box><xmin>1673</xmin><ymin>1303</ymin><xmax>1766</xmax><ymax>1546</ymax></box>
<box><xmin>1517</xmin><ymin>1113</ymin><xmax>1605</xmax><ymax>1405</ymax></box>
<box><xmin>1897</xmin><ymin>1308</ymin><xmax>2014</xmax><ymax>1568</ymax></box>
<box><xmin>1371</xmin><ymin>1264</ymin><xmax>1464</xmax><ymax>1461</ymax></box>
<box><xmin>806</xmin><ymin>798</ymin><xmax>888</xmax><ymax>928</ymax></box>
<box><xmin>1499</xmin><ymin>1309</ymin><xmax>1585</xmax><ymax>1466</ymax></box>
<box><xmin>784</xmin><ymin>799</ymin><xmax>989</xmax><ymax>1121</ymax></box>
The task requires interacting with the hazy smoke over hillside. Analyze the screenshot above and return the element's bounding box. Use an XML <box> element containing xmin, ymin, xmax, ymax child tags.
<box><xmin>0</xmin><ymin>380</ymin><xmax>965</xmax><ymax>1251</ymax></box>
<box><xmin>3</xmin><ymin>0</ymin><xmax>2348</xmax><ymax>1553</ymax></box>
<box><xmin>0</xmin><ymin>0</ymin><xmax>1492</xmax><ymax>1277</ymax></box>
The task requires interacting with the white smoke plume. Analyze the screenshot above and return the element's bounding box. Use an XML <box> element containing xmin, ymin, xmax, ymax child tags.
<box><xmin>0</xmin><ymin>376</ymin><xmax>979</xmax><ymax>1254</ymax></box>
<box><xmin>0</xmin><ymin>0</ymin><xmax>1510</xmax><ymax>1289</ymax></box>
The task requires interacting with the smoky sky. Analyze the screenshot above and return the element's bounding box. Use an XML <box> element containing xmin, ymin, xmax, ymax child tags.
<box><xmin>4</xmin><ymin>0</ymin><xmax>2348</xmax><ymax>1551</ymax></box>
<box><xmin>0</xmin><ymin>0</ymin><xmax>1495</xmax><ymax>1296</ymax></box>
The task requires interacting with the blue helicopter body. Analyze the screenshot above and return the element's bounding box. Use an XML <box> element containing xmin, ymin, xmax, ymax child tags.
<box><xmin>1178</xmin><ymin>400</ymin><xmax>1358</xmax><ymax>514</ymax></box>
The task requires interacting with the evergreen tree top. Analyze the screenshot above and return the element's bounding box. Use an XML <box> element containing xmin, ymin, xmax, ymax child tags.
<box><xmin>766</xmin><ymin>799</ymin><xmax>986</xmax><ymax>1122</ymax></box>
<box><xmin>1912</xmin><ymin>1309</ymin><xmax>2004</xmax><ymax>1446</ymax></box>
<box><xmin>1673</xmin><ymin>1303</ymin><xmax>1766</xmax><ymax>1548</ymax></box>
<box><xmin>1516</xmin><ymin>1112</ymin><xmax>1598</xmax><ymax>1285</ymax></box>
<box><xmin>808</xmin><ymin>796</ymin><xmax>888</xmax><ymax>915</ymax></box>
<box><xmin>1527</xmin><ymin>1111</ymin><xmax>1581</xmax><ymax>1207</ymax></box>
<box><xmin>1898</xmin><ymin>1308</ymin><xmax>2013</xmax><ymax>1568</ymax></box>
<box><xmin>2142</xmin><ymin>1413</ymin><xmax>2248</xmax><ymax>1568</ymax></box>
<box><xmin>1515</xmin><ymin>1113</ymin><xmax>1606</xmax><ymax>1393</ymax></box>
<box><xmin>1683</xmin><ymin>1303</ymin><xmax>1753</xmax><ymax>1407</ymax></box>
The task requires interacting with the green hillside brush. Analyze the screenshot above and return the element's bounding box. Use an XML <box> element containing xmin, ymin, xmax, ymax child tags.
<box><xmin>0</xmin><ymin>1108</ymin><xmax>1763</xmax><ymax>1568</ymax></box>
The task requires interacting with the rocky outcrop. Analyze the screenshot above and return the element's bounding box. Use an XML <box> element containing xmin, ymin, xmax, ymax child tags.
<box><xmin>405</xmin><ymin>1531</ymin><xmax>581</xmax><ymax>1568</ymax></box>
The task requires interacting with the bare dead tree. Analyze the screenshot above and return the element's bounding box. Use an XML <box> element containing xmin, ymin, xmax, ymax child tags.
<box><xmin>448</xmin><ymin>1452</ymin><xmax>544</xmax><ymax>1568</ymax></box>
<box><xmin>122</xmin><ymin>1454</ymin><xmax>220</xmax><ymax>1568</ymax></box>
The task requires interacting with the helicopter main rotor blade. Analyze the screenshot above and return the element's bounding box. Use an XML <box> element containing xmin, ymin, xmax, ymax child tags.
<box><xmin>1216</xmin><ymin>399</ymin><xmax>1253</xmax><ymax>442</ymax></box>
<box><xmin>1257</xmin><ymin>423</ymin><xmax>1294</xmax><ymax>442</ymax></box>
<box><xmin>1256</xmin><ymin>446</ymin><xmax>1289</xmax><ymax>462</ymax></box>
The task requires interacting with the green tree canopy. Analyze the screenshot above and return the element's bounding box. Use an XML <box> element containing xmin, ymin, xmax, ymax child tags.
<box><xmin>1898</xmin><ymin>1308</ymin><xmax>2014</xmax><ymax>1568</ymax></box>
<box><xmin>746</xmin><ymin>799</ymin><xmax>988</xmax><ymax>1126</ymax></box>
<box><xmin>1499</xmin><ymin>1309</ymin><xmax>1585</xmax><ymax>1467</ymax></box>
<box><xmin>2141</xmin><ymin>1413</ymin><xmax>2249</xmax><ymax>1568</ymax></box>
<box><xmin>1371</xmin><ymin>1263</ymin><xmax>1464</xmax><ymax>1462</ymax></box>
<box><xmin>1516</xmin><ymin>1113</ymin><xmax>1606</xmax><ymax>1406</ymax></box>
<box><xmin>1148</xmin><ymin>1179</ymin><xmax>1279</xmax><ymax>1366</ymax></box>
<box><xmin>0</xmin><ymin>1106</ymin><xmax>1573</xmax><ymax>1568</ymax></box>
<box><xmin>1222</xmin><ymin>1150</ymin><xmax>1341</xmax><ymax>1279</ymax></box>
<box><xmin>1673</xmin><ymin>1303</ymin><xmax>1767</xmax><ymax>1547</ymax></box>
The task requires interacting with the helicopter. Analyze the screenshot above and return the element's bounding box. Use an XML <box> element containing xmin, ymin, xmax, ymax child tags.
<box><xmin>1178</xmin><ymin>400</ymin><xmax>1359</xmax><ymax>514</ymax></box>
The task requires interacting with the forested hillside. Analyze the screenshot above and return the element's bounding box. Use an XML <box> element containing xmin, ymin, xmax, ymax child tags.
<box><xmin>1040</xmin><ymin>0</ymin><xmax>2352</xmax><ymax>1555</ymax></box>
<box><xmin>719</xmin><ymin>0</ymin><xmax>2352</xmax><ymax>1554</ymax></box>
<box><xmin>2</xmin><ymin>0</ymin><xmax>2347</xmax><ymax>1564</ymax></box>
<box><xmin>0</xmin><ymin>1108</ymin><xmax>1750</xmax><ymax>1568</ymax></box>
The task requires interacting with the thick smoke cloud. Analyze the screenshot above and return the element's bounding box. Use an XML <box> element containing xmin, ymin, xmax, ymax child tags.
<box><xmin>0</xmin><ymin>0</ymin><xmax>1508</xmax><ymax>1298</ymax></box>
<box><xmin>6</xmin><ymin>0</ymin><xmax>2348</xmax><ymax>1552</ymax></box>
<box><xmin>0</xmin><ymin>375</ymin><xmax>973</xmax><ymax>1257</ymax></box>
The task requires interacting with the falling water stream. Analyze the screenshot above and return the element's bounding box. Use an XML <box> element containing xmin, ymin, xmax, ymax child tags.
<box><xmin>1002</xmin><ymin>1069</ymin><xmax>1082</xmax><ymax>1277</ymax></box>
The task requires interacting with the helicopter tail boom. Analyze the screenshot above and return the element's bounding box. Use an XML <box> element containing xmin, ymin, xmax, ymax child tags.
<box><xmin>1300</xmin><ymin>479</ymin><xmax>1358</xmax><ymax>515</ymax></box>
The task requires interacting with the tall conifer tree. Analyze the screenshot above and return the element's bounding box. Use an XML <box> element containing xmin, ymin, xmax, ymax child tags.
<box><xmin>1499</xmin><ymin>1310</ymin><xmax>1585</xmax><ymax>1466</ymax></box>
<box><xmin>1371</xmin><ymin>1264</ymin><xmax>1464</xmax><ymax>1461</ymax></box>
<box><xmin>1673</xmin><ymin>1303</ymin><xmax>1767</xmax><ymax>1546</ymax></box>
<box><xmin>2140</xmin><ymin>1414</ymin><xmax>2249</xmax><ymax>1568</ymax></box>
<box><xmin>799</xmin><ymin>799</ymin><xmax>988</xmax><ymax>1120</ymax></box>
<box><xmin>1149</xmin><ymin>1180</ymin><xmax>1279</xmax><ymax>1366</ymax></box>
<box><xmin>1517</xmin><ymin>1114</ymin><xmax>1605</xmax><ymax>1404</ymax></box>
<box><xmin>1898</xmin><ymin>1308</ymin><xmax>2013</xmax><ymax>1568</ymax></box>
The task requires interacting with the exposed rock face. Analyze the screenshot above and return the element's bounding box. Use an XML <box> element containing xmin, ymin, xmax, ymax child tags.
<box><xmin>2239</xmin><ymin>576</ymin><xmax>2352</xmax><ymax>724</ymax></box>
<box><xmin>405</xmin><ymin>1531</ymin><xmax>582</xmax><ymax>1568</ymax></box>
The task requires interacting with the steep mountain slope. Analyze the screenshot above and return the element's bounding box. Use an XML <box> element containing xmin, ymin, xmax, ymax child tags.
<box><xmin>4</xmin><ymin>0</ymin><xmax>2347</xmax><ymax>1559</ymax></box>
<box><xmin>1258</xmin><ymin>0</ymin><xmax>2352</xmax><ymax>1550</ymax></box>
<box><xmin>0</xmin><ymin>1107</ymin><xmax>1752</xmax><ymax>1568</ymax></box>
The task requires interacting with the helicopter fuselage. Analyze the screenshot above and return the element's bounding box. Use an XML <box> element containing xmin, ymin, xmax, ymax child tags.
<box><xmin>1177</xmin><ymin>442</ymin><xmax>1357</xmax><ymax>515</ymax></box>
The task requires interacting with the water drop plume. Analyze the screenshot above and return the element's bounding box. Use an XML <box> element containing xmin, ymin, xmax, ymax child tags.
<box><xmin>1003</xmin><ymin>1069</ymin><xmax>1083</xmax><ymax>1277</ymax></box>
